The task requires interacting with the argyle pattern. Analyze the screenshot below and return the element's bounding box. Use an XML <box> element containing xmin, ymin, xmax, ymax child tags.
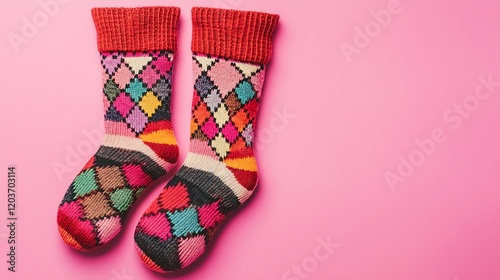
<box><xmin>134</xmin><ymin>54</ymin><xmax>265</xmax><ymax>272</ymax></box>
<box><xmin>57</xmin><ymin>51</ymin><xmax>179</xmax><ymax>251</ymax></box>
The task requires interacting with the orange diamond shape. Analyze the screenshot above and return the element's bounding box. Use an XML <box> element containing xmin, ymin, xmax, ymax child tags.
<box><xmin>231</xmin><ymin>110</ymin><xmax>249</xmax><ymax>132</ymax></box>
<box><xmin>190</xmin><ymin>118</ymin><xmax>199</xmax><ymax>135</ymax></box>
<box><xmin>193</xmin><ymin>102</ymin><xmax>211</xmax><ymax>125</ymax></box>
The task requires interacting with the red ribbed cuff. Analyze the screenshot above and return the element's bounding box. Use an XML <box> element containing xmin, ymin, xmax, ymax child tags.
<box><xmin>191</xmin><ymin>7</ymin><xmax>279</xmax><ymax>64</ymax></box>
<box><xmin>91</xmin><ymin>7</ymin><xmax>180</xmax><ymax>52</ymax></box>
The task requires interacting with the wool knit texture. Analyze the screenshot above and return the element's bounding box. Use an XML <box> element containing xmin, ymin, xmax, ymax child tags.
<box><xmin>57</xmin><ymin>7</ymin><xmax>180</xmax><ymax>251</ymax></box>
<box><xmin>92</xmin><ymin>7</ymin><xmax>180</xmax><ymax>52</ymax></box>
<box><xmin>191</xmin><ymin>7</ymin><xmax>279</xmax><ymax>64</ymax></box>
<box><xmin>134</xmin><ymin>7</ymin><xmax>279</xmax><ymax>272</ymax></box>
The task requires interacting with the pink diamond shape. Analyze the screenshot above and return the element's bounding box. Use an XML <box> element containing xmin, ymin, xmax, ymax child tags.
<box><xmin>126</xmin><ymin>106</ymin><xmax>148</xmax><ymax>134</ymax></box>
<box><xmin>103</xmin><ymin>94</ymin><xmax>111</xmax><ymax>114</ymax></box>
<box><xmin>102</xmin><ymin>67</ymin><xmax>109</xmax><ymax>86</ymax></box>
<box><xmin>207</xmin><ymin>60</ymin><xmax>243</xmax><ymax>98</ymax></box>
<box><xmin>152</xmin><ymin>55</ymin><xmax>173</xmax><ymax>76</ymax></box>
<box><xmin>122</xmin><ymin>163</ymin><xmax>152</xmax><ymax>187</ymax></box>
<box><xmin>139</xmin><ymin>65</ymin><xmax>160</xmax><ymax>88</ymax></box>
<box><xmin>201</xmin><ymin>117</ymin><xmax>218</xmax><ymax>139</ymax></box>
<box><xmin>95</xmin><ymin>216</ymin><xmax>122</xmax><ymax>244</ymax></box>
<box><xmin>113</xmin><ymin>64</ymin><xmax>133</xmax><ymax>89</ymax></box>
<box><xmin>178</xmin><ymin>235</ymin><xmax>206</xmax><ymax>268</ymax></box>
<box><xmin>198</xmin><ymin>202</ymin><xmax>224</xmax><ymax>229</ymax></box>
<box><xmin>58</xmin><ymin>201</ymin><xmax>84</xmax><ymax>219</ymax></box>
<box><xmin>113</xmin><ymin>92</ymin><xmax>135</xmax><ymax>117</ymax></box>
<box><xmin>138</xmin><ymin>213</ymin><xmax>172</xmax><ymax>241</ymax></box>
<box><xmin>221</xmin><ymin>122</ymin><xmax>239</xmax><ymax>143</ymax></box>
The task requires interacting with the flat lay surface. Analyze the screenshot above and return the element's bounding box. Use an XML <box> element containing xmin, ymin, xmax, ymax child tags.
<box><xmin>1</xmin><ymin>0</ymin><xmax>500</xmax><ymax>279</ymax></box>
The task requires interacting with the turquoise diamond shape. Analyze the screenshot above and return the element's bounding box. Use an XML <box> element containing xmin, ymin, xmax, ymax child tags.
<box><xmin>126</xmin><ymin>78</ymin><xmax>147</xmax><ymax>102</ymax></box>
<box><xmin>167</xmin><ymin>208</ymin><xmax>203</xmax><ymax>237</ymax></box>
<box><xmin>235</xmin><ymin>80</ymin><xmax>255</xmax><ymax>104</ymax></box>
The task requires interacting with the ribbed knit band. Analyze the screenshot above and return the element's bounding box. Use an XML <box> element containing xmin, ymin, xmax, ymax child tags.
<box><xmin>92</xmin><ymin>7</ymin><xmax>180</xmax><ymax>52</ymax></box>
<box><xmin>192</xmin><ymin>7</ymin><xmax>279</xmax><ymax>64</ymax></box>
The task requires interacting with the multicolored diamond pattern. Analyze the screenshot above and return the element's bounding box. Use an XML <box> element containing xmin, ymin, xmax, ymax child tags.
<box><xmin>134</xmin><ymin>54</ymin><xmax>265</xmax><ymax>272</ymax></box>
<box><xmin>190</xmin><ymin>55</ymin><xmax>264</xmax><ymax>160</ymax></box>
<box><xmin>57</xmin><ymin>51</ymin><xmax>179</xmax><ymax>251</ymax></box>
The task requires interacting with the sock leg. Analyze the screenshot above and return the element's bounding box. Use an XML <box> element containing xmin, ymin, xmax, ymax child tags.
<box><xmin>57</xmin><ymin>7</ymin><xmax>180</xmax><ymax>251</ymax></box>
<box><xmin>134</xmin><ymin>7</ymin><xmax>279</xmax><ymax>272</ymax></box>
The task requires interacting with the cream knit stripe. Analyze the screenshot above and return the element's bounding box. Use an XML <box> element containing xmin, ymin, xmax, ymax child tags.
<box><xmin>101</xmin><ymin>134</ymin><xmax>173</xmax><ymax>170</ymax></box>
<box><xmin>183</xmin><ymin>152</ymin><xmax>253</xmax><ymax>203</ymax></box>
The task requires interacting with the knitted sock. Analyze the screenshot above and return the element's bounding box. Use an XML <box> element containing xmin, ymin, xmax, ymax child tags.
<box><xmin>57</xmin><ymin>7</ymin><xmax>180</xmax><ymax>251</ymax></box>
<box><xmin>134</xmin><ymin>7</ymin><xmax>279</xmax><ymax>272</ymax></box>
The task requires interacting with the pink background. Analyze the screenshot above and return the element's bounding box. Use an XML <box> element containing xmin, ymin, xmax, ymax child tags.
<box><xmin>1</xmin><ymin>0</ymin><xmax>500</xmax><ymax>279</ymax></box>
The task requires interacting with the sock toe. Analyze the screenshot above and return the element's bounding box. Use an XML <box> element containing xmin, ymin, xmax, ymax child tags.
<box><xmin>134</xmin><ymin>230</ymin><xmax>183</xmax><ymax>272</ymax></box>
<box><xmin>134</xmin><ymin>209</ymin><xmax>211</xmax><ymax>272</ymax></box>
<box><xmin>57</xmin><ymin>204</ymin><xmax>98</xmax><ymax>250</ymax></box>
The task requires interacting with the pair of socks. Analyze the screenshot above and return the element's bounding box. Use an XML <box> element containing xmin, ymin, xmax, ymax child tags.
<box><xmin>56</xmin><ymin>6</ymin><xmax>279</xmax><ymax>272</ymax></box>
